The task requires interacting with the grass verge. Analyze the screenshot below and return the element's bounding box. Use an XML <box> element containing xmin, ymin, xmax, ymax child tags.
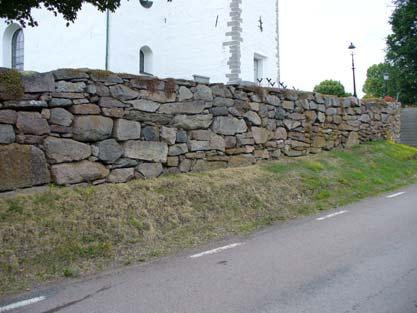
<box><xmin>1</xmin><ymin>141</ymin><xmax>417</xmax><ymax>296</ymax></box>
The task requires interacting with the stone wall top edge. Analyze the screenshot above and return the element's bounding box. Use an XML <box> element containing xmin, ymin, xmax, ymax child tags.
<box><xmin>0</xmin><ymin>67</ymin><xmax>400</xmax><ymax>107</ymax></box>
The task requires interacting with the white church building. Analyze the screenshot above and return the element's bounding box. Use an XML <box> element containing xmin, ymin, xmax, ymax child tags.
<box><xmin>1</xmin><ymin>0</ymin><xmax>280</xmax><ymax>85</ymax></box>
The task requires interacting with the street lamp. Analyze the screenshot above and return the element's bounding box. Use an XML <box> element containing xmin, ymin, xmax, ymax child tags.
<box><xmin>383</xmin><ymin>72</ymin><xmax>390</xmax><ymax>97</ymax></box>
<box><xmin>348</xmin><ymin>43</ymin><xmax>357</xmax><ymax>98</ymax></box>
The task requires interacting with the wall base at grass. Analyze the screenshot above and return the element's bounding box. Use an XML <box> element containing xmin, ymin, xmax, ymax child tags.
<box><xmin>0</xmin><ymin>68</ymin><xmax>401</xmax><ymax>191</ymax></box>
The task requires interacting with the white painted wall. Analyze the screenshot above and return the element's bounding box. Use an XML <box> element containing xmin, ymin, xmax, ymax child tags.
<box><xmin>0</xmin><ymin>5</ymin><xmax>106</xmax><ymax>72</ymax></box>
<box><xmin>108</xmin><ymin>0</ymin><xmax>230</xmax><ymax>82</ymax></box>
<box><xmin>241</xmin><ymin>0</ymin><xmax>279</xmax><ymax>86</ymax></box>
<box><xmin>1</xmin><ymin>1</ymin><xmax>279</xmax><ymax>85</ymax></box>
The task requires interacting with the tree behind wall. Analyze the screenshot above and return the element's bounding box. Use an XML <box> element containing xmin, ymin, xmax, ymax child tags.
<box><xmin>363</xmin><ymin>63</ymin><xmax>401</xmax><ymax>100</ymax></box>
<box><xmin>386</xmin><ymin>0</ymin><xmax>417</xmax><ymax>105</ymax></box>
<box><xmin>0</xmin><ymin>0</ymin><xmax>123</xmax><ymax>26</ymax></box>
<box><xmin>313</xmin><ymin>80</ymin><xmax>349</xmax><ymax>97</ymax></box>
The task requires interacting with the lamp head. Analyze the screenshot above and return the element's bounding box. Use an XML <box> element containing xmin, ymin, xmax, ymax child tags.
<box><xmin>348</xmin><ymin>42</ymin><xmax>356</xmax><ymax>50</ymax></box>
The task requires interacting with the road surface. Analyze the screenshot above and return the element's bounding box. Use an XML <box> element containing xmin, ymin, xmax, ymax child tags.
<box><xmin>1</xmin><ymin>184</ymin><xmax>417</xmax><ymax>313</ymax></box>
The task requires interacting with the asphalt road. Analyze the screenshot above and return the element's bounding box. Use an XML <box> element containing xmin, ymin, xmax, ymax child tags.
<box><xmin>2</xmin><ymin>185</ymin><xmax>417</xmax><ymax>313</ymax></box>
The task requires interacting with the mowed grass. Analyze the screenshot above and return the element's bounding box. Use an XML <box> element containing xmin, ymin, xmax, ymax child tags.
<box><xmin>1</xmin><ymin>141</ymin><xmax>417</xmax><ymax>296</ymax></box>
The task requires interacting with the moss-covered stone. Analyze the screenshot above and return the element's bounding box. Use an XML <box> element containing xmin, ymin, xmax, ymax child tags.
<box><xmin>89</xmin><ymin>69</ymin><xmax>123</xmax><ymax>84</ymax></box>
<box><xmin>0</xmin><ymin>144</ymin><xmax>50</xmax><ymax>191</ymax></box>
<box><xmin>0</xmin><ymin>68</ymin><xmax>24</xmax><ymax>101</ymax></box>
<box><xmin>164</xmin><ymin>78</ymin><xmax>177</xmax><ymax>97</ymax></box>
<box><xmin>89</xmin><ymin>69</ymin><xmax>113</xmax><ymax>78</ymax></box>
<box><xmin>53</xmin><ymin>68</ymin><xmax>89</xmax><ymax>80</ymax></box>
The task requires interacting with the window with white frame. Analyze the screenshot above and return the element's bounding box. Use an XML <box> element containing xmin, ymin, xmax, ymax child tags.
<box><xmin>12</xmin><ymin>28</ymin><xmax>24</xmax><ymax>71</ymax></box>
<box><xmin>254</xmin><ymin>53</ymin><xmax>268</xmax><ymax>85</ymax></box>
<box><xmin>140</xmin><ymin>50</ymin><xmax>145</xmax><ymax>74</ymax></box>
<box><xmin>254</xmin><ymin>58</ymin><xmax>261</xmax><ymax>82</ymax></box>
<box><xmin>254</xmin><ymin>55</ymin><xmax>264</xmax><ymax>83</ymax></box>
<box><xmin>139</xmin><ymin>46</ymin><xmax>153</xmax><ymax>75</ymax></box>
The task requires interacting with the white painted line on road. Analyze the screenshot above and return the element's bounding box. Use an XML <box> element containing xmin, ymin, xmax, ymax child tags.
<box><xmin>190</xmin><ymin>243</ymin><xmax>244</xmax><ymax>259</ymax></box>
<box><xmin>386</xmin><ymin>192</ymin><xmax>406</xmax><ymax>199</ymax></box>
<box><xmin>0</xmin><ymin>296</ymin><xmax>46</xmax><ymax>312</ymax></box>
<box><xmin>316</xmin><ymin>210</ymin><xmax>348</xmax><ymax>221</ymax></box>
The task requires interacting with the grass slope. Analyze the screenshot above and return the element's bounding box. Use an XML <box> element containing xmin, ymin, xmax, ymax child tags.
<box><xmin>1</xmin><ymin>141</ymin><xmax>417</xmax><ymax>296</ymax></box>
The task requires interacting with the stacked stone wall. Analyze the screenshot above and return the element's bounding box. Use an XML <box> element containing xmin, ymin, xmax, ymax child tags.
<box><xmin>0</xmin><ymin>68</ymin><xmax>401</xmax><ymax>191</ymax></box>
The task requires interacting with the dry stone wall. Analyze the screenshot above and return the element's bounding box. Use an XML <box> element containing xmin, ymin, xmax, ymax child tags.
<box><xmin>0</xmin><ymin>68</ymin><xmax>401</xmax><ymax>191</ymax></box>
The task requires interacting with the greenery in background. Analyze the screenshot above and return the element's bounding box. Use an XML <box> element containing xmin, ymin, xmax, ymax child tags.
<box><xmin>363</xmin><ymin>63</ymin><xmax>402</xmax><ymax>100</ymax></box>
<box><xmin>1</xmin><ymin>141</ymin><xmax>417</xmax><ymax>296</ymax></box>
<box><xmin>0</xmin><ymin>0</ymin><xmax>125</xmax><ymax>26</ymax></box>
<box><xmin>313</xmin><ymin>80</ymin><xmax>351</xmax><ymax>97</ymax></box>
<box><xmin>386</xmin><ymin>0</ymin><xmax>417</xmax><ymax>105</ymax></box>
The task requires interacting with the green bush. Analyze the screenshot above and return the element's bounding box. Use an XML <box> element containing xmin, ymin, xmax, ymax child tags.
<box><xmin>314</xmin><ymin>79</ymin><xmax>348</xmax><ymax>97</ymax></box>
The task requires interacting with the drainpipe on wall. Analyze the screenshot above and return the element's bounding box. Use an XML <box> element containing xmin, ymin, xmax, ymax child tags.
<box><xmin>105</xmin><ymin>9</ymin><xmax>110</xmax><ymax>70</ymax></box>
<box><xmin>276</xmin><ymin>0</ymin><xmax>281</xmax><ymax>84</ymax></box>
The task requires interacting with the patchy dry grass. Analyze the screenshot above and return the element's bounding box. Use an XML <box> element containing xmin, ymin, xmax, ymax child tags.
<box><xmin>1</xmin><ymin>141</ymin><xmax>417</xmax><ymax>296</ymax></box>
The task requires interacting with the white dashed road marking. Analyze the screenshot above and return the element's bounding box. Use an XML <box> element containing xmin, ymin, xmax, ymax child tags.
<box><xmin>1</xmin><ymin>192</ymin><xmax>407</xmax><ymax>310</ymax></box>
<box><xmin>0</xmin><ymin>296</ymin><xmax>46</xmax><ymax>312</ymax></box>
<box><xmin>386</xmin><ymin>192</ymin><xmax>406</xmax><ymax>199</ymax></box>
<box><xmin>190</xmin><ymin>243</ymin><xmax>244</xmax><ymax>259</ymax></box>
<box><xmin>316</xmin><ymin>210</ymin><xmax>348</xmax><ymax>221</ymax></box>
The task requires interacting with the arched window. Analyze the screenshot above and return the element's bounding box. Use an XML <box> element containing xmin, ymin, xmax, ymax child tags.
<box><xmin>140</xmin><ymin>0</ymin><xmax>153</xmax><ymax>8</ymax></box>
<box><xmin>11</xmin><ymin>29</ymin><xmax>24</xmax><ymax>71</ymax></box>
<box><xmin>140</xmin><ymin>50</ymin><xmax>145</xmax><ymax>74</ymax></box>
<box><xmin>2</xmin><ymin>24</ymin><xmax>24</xmax><ymax>70</ymax></box>
<box><xmin>139</xmin><ymin>46</ymin><xmax>153</xmax><ymax>75</ymax></box>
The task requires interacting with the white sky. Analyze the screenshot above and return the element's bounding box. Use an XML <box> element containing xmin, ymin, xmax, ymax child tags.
<box><xmin>280</xmin><ymin>0</ymin><xmax>394</xmax><ymax>97</ymax></box>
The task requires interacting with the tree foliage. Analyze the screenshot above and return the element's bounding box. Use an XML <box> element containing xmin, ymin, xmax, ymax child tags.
<box><xmin>362</xmin><ymin>63</ymin><xmax>401</xmax><ymax>99</ymax></box>
<box><xmin>0</xmin><ymin>0</ymin><xmax>124</xmax><ymax>27</ymax></box>
<box><xmin>386</xmin><ymin>0</ymin><xmax>417</xmax><ymax>104</ymax></box>
<box><xmin>313</xmin><ymin>80</ymin><xmax>348</xmax><ymax>97</ymax></box>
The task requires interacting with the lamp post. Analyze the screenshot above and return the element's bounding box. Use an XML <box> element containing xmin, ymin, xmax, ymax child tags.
<box><xmin>383</xmin><ymin>72</ymin><xmax>390</xmax><ymax>97</ymax></box>
<box><xmin>348</xmin><ymin>43</ymin><xmax>357</xmax><ymax>98</ymax></box>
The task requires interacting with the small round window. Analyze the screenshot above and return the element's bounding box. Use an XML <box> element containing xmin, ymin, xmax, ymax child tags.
<box><xmin>140</xmin><ymin>0</ymin><xmax>153</xmax><ymax>8</ymax></box>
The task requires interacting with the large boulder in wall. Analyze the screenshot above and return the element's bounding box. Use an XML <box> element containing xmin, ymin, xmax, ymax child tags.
<box><xmin>72</xmin><ymin>115</ymin><xmax>113</xmax><ymax>142</ymax></box>
<box><xmin>51</xmin><ymin>161</ymin><xmax>109</xmax><ymax>185</ymax></box>
<box><xmin>0</xmin><ymin>144</ymin><xmax>51</xmax><ymax>191</ymax></box>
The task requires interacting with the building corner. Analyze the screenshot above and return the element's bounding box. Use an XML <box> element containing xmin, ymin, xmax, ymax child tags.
<box><xmin>224</xmin><ymin>0</ymin><xmax>243</xmax><ymax>84</ymax></box>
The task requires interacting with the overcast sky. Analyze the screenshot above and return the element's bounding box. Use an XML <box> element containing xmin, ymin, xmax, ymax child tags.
<box><xmin>280</xmin><ymin>0</ymin><xmax>394</xmax><ymax>97</ymax></box>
